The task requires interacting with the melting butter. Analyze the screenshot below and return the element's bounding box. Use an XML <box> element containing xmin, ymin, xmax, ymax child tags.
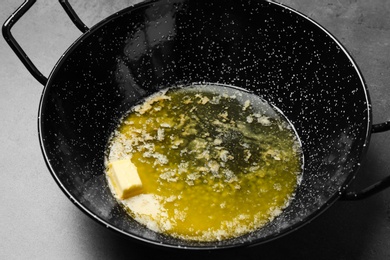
<box><xmin>105</xmin><ymin>83</ymin><xmax>303</xmax><ymax>241</ymax></box>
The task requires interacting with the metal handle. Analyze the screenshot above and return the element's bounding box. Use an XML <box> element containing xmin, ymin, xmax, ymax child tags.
<box><xmin>59</xmin><ymin>0</ymin><xmax>89</xmax><ymax>33</ymax></box>
<box><xmin>341</xmin><ymin>125</ymin><xmax>390</xmax><ymax>200</ymax></box>
<box><xmin>2</xmin><ymin>0</ymin><xmax>89</xmax><ymax>85</ymax></box>
<box><xmin>372</xmin><ymin>121</ymin><xmax>390</xmax><ymax>133</ymax></box>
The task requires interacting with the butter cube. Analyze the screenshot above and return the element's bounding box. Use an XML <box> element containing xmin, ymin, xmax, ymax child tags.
<box><xmin>108</xmin><ymin>159</ymin><xmax>143</xmax><ymax>199</ymax></box>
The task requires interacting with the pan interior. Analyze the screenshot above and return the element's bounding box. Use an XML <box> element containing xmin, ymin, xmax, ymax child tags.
<box><xmin>39</xmin><ymin>0</ymin><xmax>370</xmax><ymax>249</ymax></box>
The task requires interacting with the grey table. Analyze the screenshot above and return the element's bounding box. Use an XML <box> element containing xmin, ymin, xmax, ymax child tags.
<box><xmin>1</xmin><ymin>0</ymin><xmax>390</xmax><ymax>259</ymax></box>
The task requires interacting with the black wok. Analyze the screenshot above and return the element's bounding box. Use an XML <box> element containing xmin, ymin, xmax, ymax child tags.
<box><xmin>4</xmin><ymin>0</ymin><xmax>390</xmax><ymax>250</ymax></box>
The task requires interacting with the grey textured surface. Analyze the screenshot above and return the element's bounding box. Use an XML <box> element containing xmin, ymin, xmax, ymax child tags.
<box><xmin>1</xmin><ymin>0</ymin><xmax>390</xmax><ymax>259</ymax></box>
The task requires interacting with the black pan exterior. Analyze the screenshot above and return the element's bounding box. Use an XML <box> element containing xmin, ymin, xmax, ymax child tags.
<box><xmin>38</xmin><ymin>0</ymin><xmax>370</xmax><ymax>249</ymax></box>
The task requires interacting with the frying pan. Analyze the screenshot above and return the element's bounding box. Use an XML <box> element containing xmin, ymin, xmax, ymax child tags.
<box><xmin>4</xmin><ymin>0</ymin><xmax>390</xmax><ymax>250</ymax></box>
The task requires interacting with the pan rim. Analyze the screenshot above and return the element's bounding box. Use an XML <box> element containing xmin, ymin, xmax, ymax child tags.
<box><xmin>37</xmin><ymin>0</ymin><xmax>372</xmax><ymax>250</ymax></box>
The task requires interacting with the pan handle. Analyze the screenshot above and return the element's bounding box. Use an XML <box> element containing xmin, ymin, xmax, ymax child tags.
<box><xmin>341</xmin><ymin>124</ymin><xmax>390</xmax><ymax>200</ymax></box>
<box><xmin>59</xmin><ymin>0</ymin><xmax>89</xmax><ymax>33</ymax></box>
<box><xmin>372</xmin><ymin>121</ymin><xmax>390</xmax><ymax>133</ymax></box>
<box><xmin>2</xmin><ymin>0</ymin><xmax>47</xmax><ymax>85</ymax></box>
<box><xmin>2</xmin><ymin>0</ymin><xmax>89</xmax><ymax>86</ymax></box>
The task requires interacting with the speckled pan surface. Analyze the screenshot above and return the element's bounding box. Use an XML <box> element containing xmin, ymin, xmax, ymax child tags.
<box><xmin>38</xmin><ymin>0</ymin><xmax>370</xmax><ymax>249</ymax></box>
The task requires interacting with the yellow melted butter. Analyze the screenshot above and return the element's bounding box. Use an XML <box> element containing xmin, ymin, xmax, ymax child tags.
<box><xmin>106</xmin><ymin>84</ymin><xmax>303</xmax><ymax>241</ymax></box>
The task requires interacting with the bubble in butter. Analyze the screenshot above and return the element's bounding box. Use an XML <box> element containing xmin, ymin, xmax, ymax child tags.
<box><xmin>105</xmin><ymin>83</ymin><xmax>303</xmax><ymax>242</ymax></box>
